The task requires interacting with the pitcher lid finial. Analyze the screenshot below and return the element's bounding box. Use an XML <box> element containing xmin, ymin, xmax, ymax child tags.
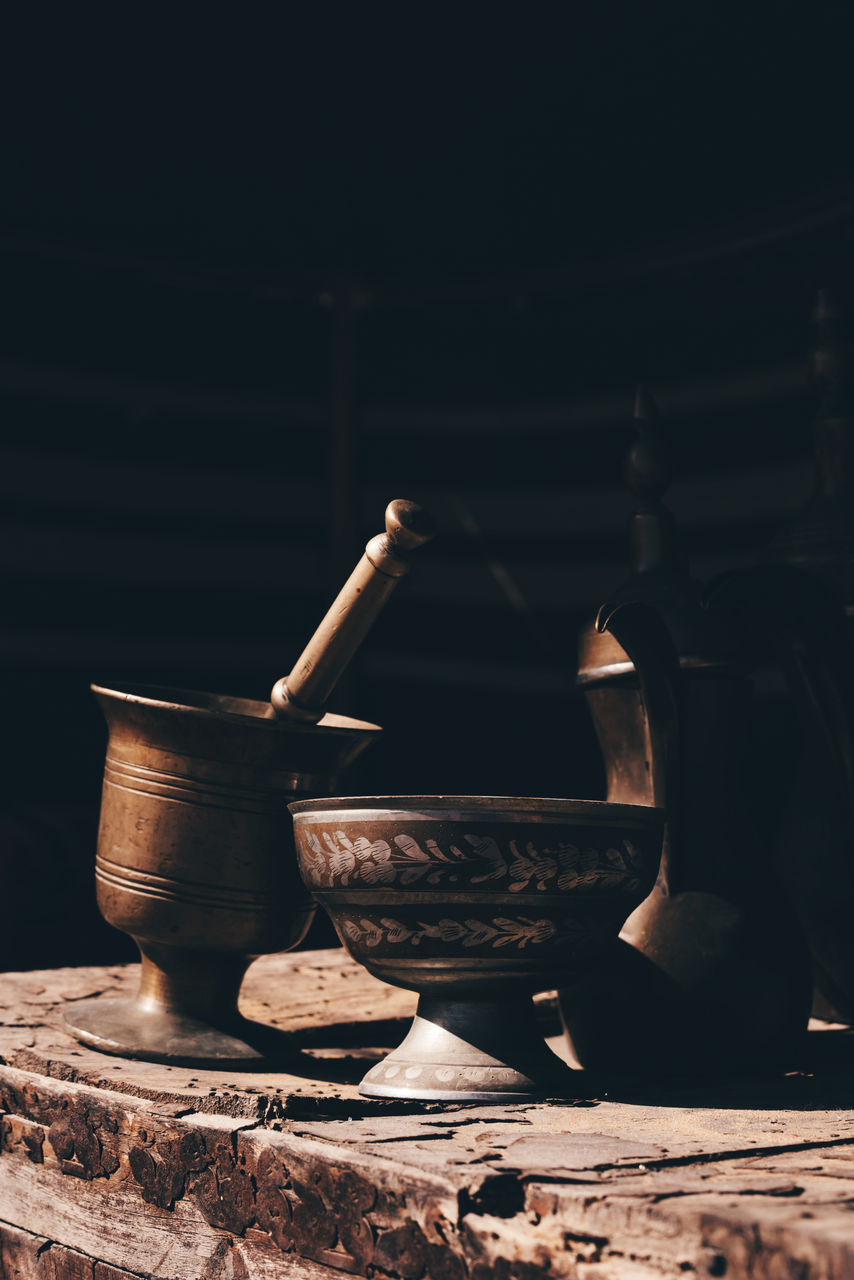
<box><xmin>578</xmin><ymin>386</ymin><xmax>728</xmax><ymax>684</ymax></box>
<box><xmin>623</xmin><ymin>386</ymin><xmax>685</xmax><ymax>580</ymax></box>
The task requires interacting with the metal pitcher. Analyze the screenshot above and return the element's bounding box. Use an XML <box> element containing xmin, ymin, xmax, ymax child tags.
<box><xmin>560</xmin><ymin>389</ymin><xmax>811</xmax><ymax>1074</ymax></box>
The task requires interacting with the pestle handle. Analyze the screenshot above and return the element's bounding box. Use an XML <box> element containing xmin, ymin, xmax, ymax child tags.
<box><xmin>270</xmin><ymin>499</ymin><xmax>436</xmax><ymax>722</ymax></box>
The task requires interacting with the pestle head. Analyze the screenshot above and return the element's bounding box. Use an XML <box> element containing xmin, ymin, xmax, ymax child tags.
<box><xmin>268</xmin><ymin>677</ymin><xmax>322</xmax><ymax>723</ymax></box>
<box><xmin>384</xmin><ymin>500</ymin><xmax>437</xmax><ymax>554</ymax></box>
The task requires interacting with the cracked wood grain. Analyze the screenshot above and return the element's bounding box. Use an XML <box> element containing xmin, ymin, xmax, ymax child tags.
<box><xmin>3</xmin><ymin>950</ymin><xmax>854</xmax><ymax>1278</ymax></box>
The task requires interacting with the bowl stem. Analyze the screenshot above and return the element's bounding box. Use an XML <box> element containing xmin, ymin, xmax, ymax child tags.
<box><xmin>360</xmin><ymin>993</ymin><xmax>577</xmax><ymax>1101</ymax></box>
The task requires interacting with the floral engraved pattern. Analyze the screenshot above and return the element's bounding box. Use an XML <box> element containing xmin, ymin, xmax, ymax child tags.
<box><xmin>339</xmin><ymin>914</ymin><xmax>561</xmax><ymax>950</ymax></box>
<box><xmin>298</xmin><ymin>827</ymin><xmax>646</xmax><ymax>893</ymax></box>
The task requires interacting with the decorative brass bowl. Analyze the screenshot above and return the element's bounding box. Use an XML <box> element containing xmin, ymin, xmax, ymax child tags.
<box><xmin>64</xmin><ymin>684</ymin><xmax>379</xmax><ymax>1066</ymax></box>
<box><xmin>290</xmin><ymin>794</ymin><xmax>664</xmax><ymax>1100</ymax></box>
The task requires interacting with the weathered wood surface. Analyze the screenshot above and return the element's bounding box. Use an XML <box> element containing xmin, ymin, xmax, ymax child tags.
<box><xmin>3</xmin><ymin>950</ymin><xmax>854</xmax><ymax>1279</ymax></box>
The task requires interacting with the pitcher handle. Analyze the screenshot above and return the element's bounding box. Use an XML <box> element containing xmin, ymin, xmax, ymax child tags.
<box><xmin>596</xmin><ymin>600</ymin><xmax>682</xmax><ymax>883</ymax></box>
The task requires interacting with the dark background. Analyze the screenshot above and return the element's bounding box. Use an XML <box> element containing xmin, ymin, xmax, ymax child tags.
<box><xmin>1</xmin><ymin>8</ymin><xmax>853</xmax><ymax>970</ymax></box>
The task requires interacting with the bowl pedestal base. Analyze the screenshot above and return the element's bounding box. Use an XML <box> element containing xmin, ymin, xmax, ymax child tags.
<box><xmin>63</xmin><ymin>947</ymin><xmax>296</xmax><ymax>1067</ymax></box>
<box><xmin>62</xmin><ymin>997</ymin><xmax>298</xmax><ymax>1067</ymax></box>
<box><xmin>359</xmin><ymin>994</ymin><xmax>576</xmax><ymax>1101</ymax></box>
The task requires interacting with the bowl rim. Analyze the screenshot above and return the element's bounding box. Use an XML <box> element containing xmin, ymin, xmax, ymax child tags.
<box><xmin>90</xmin><ymin>683</ymin><xmax>381</xmax><ymax>736</ymax></box>
<box><xmin>289</xmin><ymin>794</ymin><xmax>665</xmax><ymax>823</ymax></box>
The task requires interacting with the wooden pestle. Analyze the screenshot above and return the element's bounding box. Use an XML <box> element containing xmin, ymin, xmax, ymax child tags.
<box><xmin>269</xmin><ymin>499</ymin><xmax>436</xmax><ymax>722</ymax></box>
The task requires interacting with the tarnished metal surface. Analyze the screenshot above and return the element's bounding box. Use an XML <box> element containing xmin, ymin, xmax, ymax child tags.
<box><xmin>566</xmin><ymin>388</ymin><xmax>811</xmax><ymax>1074</ymax></box>
<box><xmin>292</xmin><ymin>790</ymin><xmax>664</xmax><ymax>1101</ymax></box>
<box><xmin>64</xmin><ymin>684</ymin><xmax>379</xmax><ymax>1065</ymax></box>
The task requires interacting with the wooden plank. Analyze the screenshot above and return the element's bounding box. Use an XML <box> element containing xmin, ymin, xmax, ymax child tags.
<box><xmin>1</xmin><ymin>1218</ymin><xmax>151</xmax><ymax>1278</ymax></box>
<box><xmin>4</xmin><ymin>950</ymin><xmax>854</xmax><ymax>1279</ymax></box>
<box><xmin>0</xmin><ymin>1216</ymin><xmax>337</xmax><ymax>1279</ymax></box>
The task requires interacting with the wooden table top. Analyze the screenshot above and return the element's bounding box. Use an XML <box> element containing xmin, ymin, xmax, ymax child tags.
<box><xmin>2</xmin><ymin>949</ymin><xmax>854</xmax><ymax>1279</ymax></box>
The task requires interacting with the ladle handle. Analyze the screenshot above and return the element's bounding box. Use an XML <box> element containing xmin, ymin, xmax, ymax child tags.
<box><xmin>270</xmin><ymin>499</ymin><xmax>436</xmax><ymax>722</ymax></box>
